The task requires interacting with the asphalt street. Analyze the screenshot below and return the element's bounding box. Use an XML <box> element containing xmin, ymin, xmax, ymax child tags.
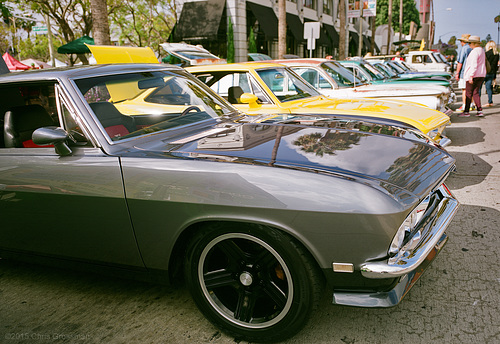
<box><xmin>1</xmin><ymin>88</ymin><xmax>500</xmax><ymax>344</ymax></box>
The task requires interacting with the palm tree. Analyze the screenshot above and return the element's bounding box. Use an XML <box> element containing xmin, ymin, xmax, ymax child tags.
<box><xmin>90</xmin><ymin>0</ymin><xmax>111</xmax><ymax>45</ymax></box>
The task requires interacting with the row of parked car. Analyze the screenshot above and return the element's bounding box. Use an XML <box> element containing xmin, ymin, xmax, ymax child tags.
<box><xmin>0</xmin><ymin>46</ymin><xmax>459</xmax><ymax>342</ymax></box>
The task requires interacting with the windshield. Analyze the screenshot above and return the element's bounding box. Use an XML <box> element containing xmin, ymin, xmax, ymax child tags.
<box><xmin>74</xmin><ymin>70</ymin><xmax>236</xmax><ymax>142</ymax></box>
<box><xmin>175</xmin><ymin>50</ymin><xmax>219</xmax><ymax>60</ymax></box>
<box><xmin>321</xmin><ymin>61</ymin><xmax>366</xmax><ymax>87</ymax></box>
<box><xmin>400</xmin><ymin>60</ymin><xmax>416</xmax><ymax>71</ymax></box>
<box><xmin>386</xmin><ymin>61</ymin><xmax>405</xmax><ymax>74</ymax></box>
<box><xmin>433</xmin><ymin>52</ymin><xmax>447</xmax><ymax>63</ymax></box>
<box><xmin>391</xmin><ymin>60</ymin><xmax>409</xmax><ymax>72</ymax></box>
<box><xmin>358</xmin><ymin>62</ymin><xmax>386</xmax><ymax>80</ymax></box>
<box><xmin>372</xmin><ymin>63</ymin><xmax>397</xmax><ymax>78</ymax></box>
<box><xmin>256</xmin><ymin>67</ymin><xmax>320</xmax><ymax>102</ymax></box>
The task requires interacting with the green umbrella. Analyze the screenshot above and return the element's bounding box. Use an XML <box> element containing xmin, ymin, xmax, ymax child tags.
<box><xmin>57</xmin><ymin>36</ymin><xmax>95</xmax><ymax>54</ymax></box>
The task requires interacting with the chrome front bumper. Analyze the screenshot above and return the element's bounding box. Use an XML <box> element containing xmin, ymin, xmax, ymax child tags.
<box><xmin>360</xmin><ymin>185</ymin><xmax>459</xmax><ymax>279</ymax></box>
<box><xmin>332</xmin><ymin>185</ymin><xmax>459</xmax><ymax>308</ymax></box>
<box><xmin>333</xmin><ymin>234</ymin><xmax>449</xmax><ymax>308</ymax></box>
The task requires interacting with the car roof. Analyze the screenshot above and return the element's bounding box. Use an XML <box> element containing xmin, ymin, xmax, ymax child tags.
<box><xmin>271</xmin><ymin>58</ymin><xmax>331</xmax><ymax>66</ymax></box>
<box><xmin>0</xmin><ymin>63</ymin><xmax>184</xmax><ymax>84</ymax></box>
<box><xmin>187</xmin><ymin>62</ymin><xmax>286</xmax><ymax>72</ymax></box>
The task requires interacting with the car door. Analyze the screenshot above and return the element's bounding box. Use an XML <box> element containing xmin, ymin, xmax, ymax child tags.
<box><xmin>205</xmin><ymin>71</ymin><xmax>285</xmax><ymax>115</ymax></box>
<box><xmin>0</xmin><ymin>81</ymin><xmax>144</xmax><ymax>267</ymax></box>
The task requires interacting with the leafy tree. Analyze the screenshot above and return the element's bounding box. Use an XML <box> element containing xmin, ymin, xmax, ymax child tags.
<box><xmin>17</xmin><ymin>0</ymin><xmax>94</xmax><ymax>65</ymax></box>
<box><xmin>1</xmin><ymin>0</ymin><xmax>11</xmax><ymax>22</ymax></box>
<box><xmin>227</xmin><ymin>16</ymin><xmax>234</xmax><ymax>63</ymax></box>
<box><xmin>248</xmin><ymin>29</ymin><xmax>257</xmax><ymax>54</ymax></box>
<box><xmin>0</xmin><ymin>24</ymin><xmax>11</xmax><ymax>53</ymax></box>
<box><xmin>18</xmin><ymin>33</ymin><xmax>64</xmax><ymax>61</ymax></box>
<box><xmin>108</xmin><ymin>0</ymin><xmax>176</xmax><ymax>56</ymax></box>
<box><xmin>375</xmin><ymin>0</ymin><xmax>420</xmax><ymax>35</ymax></box>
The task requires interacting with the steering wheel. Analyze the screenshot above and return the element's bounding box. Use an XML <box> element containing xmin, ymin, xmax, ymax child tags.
<box><xmin>180</xmin><ymin>106</ymin><xmax>201</xmax><ymax>117</ymax></box>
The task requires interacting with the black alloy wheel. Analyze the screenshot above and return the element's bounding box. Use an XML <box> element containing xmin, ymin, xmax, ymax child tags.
<box><xmin>184</xmin><ymin>224</ymin><xmax>323</xmax><ymax>342</ymax></box>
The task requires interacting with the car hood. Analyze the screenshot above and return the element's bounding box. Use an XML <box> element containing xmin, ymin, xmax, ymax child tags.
<box><xmin>130</xmin><ymin>117</ymin><xmax>455</xmax><ymax>199</ymax></box>
<box><xmin>348</xmin><ymin>83</ymin><xmax>448</xmax><ymax>97</ymax></box>
<box><xmin>275</xmin><ymin>96</ymin><xmax>450</xmax><ymax>134</ymax></box>
<box><xmin>398</xmin><ymin>72</ymin><xmax>450</xmax><ymax>80</ymax></box>
<box><xmin>378</xmin><ymin>78</ymin><xmax>450</xmax><ymax>87</ymax></box>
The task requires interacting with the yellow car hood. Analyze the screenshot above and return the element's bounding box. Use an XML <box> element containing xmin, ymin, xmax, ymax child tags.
<box><xmin>245</xmin><ymin>96</ymin><xmax>450</xmax><ymax>134</ymax></box>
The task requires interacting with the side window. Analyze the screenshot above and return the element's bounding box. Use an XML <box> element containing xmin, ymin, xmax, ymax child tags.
<box><xmin>413</xmin><ymin>55</ymin><xmax>422</xmax><ymax>63</ymax></box>
<box><xmin>249</xmin><ymin>78</ymin><xmax>271</xmax><ymax>104</ymax></box>
<box><xmin>352</xmin><ymin>68</ymin><xmax>368</xmax><ymax>82</ymax></box>
<box><xmin>0</xmin><ymin>82</ymin><xmax>59</xmax><ymax>148</ymax></box>
<box><xmin>295</xmin><ymin>68</ymin><xmax>331</xmax><ymax>89</ymax></box>
<box><xmin>209</xmin><ymin>73</ymin><xmax>252</xmax><ymax>99</ymax></box>
<box><xmin>59</xmin><ymin>99</ymin><xmax>91</xmax><ymax>146</ymax></box>
<box><xmin>424</xmin><ymin>55</ymin><xmax>433</xmax><ymax>63</ymax></box>
<box><xmin>162</xmin><ymin>53</ymin><xmax>186</xmax><ymax>67</ymax></box>
<box><xmin>296</xmin><ymin>68</ymin><xmax>319</xmax><ymax>88</ymax></box>
<box><xmin>318</xmin><ymin>73</ymin><xmax>332</xmax><ymax>89</ymax></box>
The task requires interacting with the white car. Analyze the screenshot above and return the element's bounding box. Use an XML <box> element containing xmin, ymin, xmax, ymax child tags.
<box><xmin>160</xmin><ymin>43</ymin><xmax>225</xmax><ymax>67</ymax></box>
<box><xmin>404</xmin><ymin>51</ymin><xmax>451</xmax><ymax>73</ymax></box>
<box><xmin>274</xmin><ymin>59</ymin><xmax>452</xmax><ymax>113</ymax></box>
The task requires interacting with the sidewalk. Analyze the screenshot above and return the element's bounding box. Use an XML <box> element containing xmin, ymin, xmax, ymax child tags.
<box><xmin>446</xmin><ymin>81</ymin><xmax>500</xmax><ymax>210</ymax></box>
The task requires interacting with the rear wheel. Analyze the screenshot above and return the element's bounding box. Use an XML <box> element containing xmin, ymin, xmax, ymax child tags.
<box><xmin>184</xmin><ymin>224</ymin><xmax>323</xmax><ymax>342</ymax></box>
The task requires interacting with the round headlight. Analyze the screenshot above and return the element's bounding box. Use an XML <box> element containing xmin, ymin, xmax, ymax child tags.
<box><xmin>389</xmin><ymin>195</ymin><xmax>430</xmax><ymax>257</ymax></box>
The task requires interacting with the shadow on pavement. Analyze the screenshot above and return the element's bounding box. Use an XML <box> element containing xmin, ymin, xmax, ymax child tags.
<box><xmin>445</xmin><ymin>126</ymin><xmax>485</xmax><ymax>147</ymax></box>
<box><xmin>445</xmin><ymin>151</ymin><xmax>492</xmax><ymax>190</ymax></box>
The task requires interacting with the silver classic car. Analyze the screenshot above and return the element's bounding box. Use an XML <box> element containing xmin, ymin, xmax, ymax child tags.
<box><xmin>0</xmin><ymin>64</ymin><xmax>459</xmax><ymax>342</ymax></box>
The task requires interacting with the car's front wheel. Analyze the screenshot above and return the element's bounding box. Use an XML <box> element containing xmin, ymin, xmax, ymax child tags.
<box><xmin>184</xmin><ymin>224</ymin><xmax>323</xmax><ymax>342</ymax></box>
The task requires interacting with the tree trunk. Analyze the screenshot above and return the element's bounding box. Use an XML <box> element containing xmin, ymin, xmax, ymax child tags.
<box><xmin>278</xmin><ymin>0</ymin><xmax>286</xmax><ymax>59</ymax></box>
<box><xmin>387</xmin><ymin>0</ymin><xmax>392</xmax><ymax>54</ymax></box>
<box><xmin>339</xmin><ymin>0</ymin><xmax>346</xmax><ymax>59</ymax></box>
<box><xmin>90</xmin><ymin>0</ymin><xmax>111</xmax><ymax>45</ymax></box>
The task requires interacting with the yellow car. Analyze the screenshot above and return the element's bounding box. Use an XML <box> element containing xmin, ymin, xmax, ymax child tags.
<box><xmin>187</xmin><ymin>62</ymin><xmax>452</xmax><ymax>146</ymax></box>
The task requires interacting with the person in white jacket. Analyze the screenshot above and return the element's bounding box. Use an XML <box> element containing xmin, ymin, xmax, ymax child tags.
<box><xmin>460</xmin><ymin>35</ymin><xmax>487</xmax><ymax>117</ymax></box>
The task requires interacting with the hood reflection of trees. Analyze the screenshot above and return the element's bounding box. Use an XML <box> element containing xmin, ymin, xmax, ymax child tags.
<box><xmin>293</xmin><ymin>131</ymin><xmax>363</xmax><ymax>157</ymax></box>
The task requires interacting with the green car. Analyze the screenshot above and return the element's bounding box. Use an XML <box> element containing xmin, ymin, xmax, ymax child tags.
<box><xmin>339</xmin><ymin>59</ymin><xmax>451</xmax><ymax>88</ymax></box>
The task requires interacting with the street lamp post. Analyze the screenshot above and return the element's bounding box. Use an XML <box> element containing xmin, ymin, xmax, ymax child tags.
<box><xmin>496</xmin><ymin>14</ymin><xmax>500</xmax><ymax>44</ymax></box>
<box><xmin>494</xmin><ymin>14</ymin><xmax>500</xmax><ymax>44</ymax></box>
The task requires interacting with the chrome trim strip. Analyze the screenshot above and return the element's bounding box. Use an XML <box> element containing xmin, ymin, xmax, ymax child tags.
<box><xmin>360</xmin><ymin>185</ymin><xmax>459</xmax><ymax>279</ymax></box>
<box><xmin>437</xmin><ymin>136</ymin><xmax>451</xmax><ymax>148</ymax></box>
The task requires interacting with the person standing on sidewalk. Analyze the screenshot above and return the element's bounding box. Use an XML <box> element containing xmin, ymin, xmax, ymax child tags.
<box><xmin>460</xmin><ymin>36</ymin><xmax>487</xmax><ymax>117</ymax></box>
<box><xmin>484</xmin><ymin>40</ymin><xmax>499</xmax><ymax>107</ymax></box>
<box><xmin>456</xmin><ymin>34</ymin><xmax>473</xmax><ymax>112</ymax></box>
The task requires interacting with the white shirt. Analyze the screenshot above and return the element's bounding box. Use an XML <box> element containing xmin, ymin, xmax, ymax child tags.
<box><xmin>463</xmin><ymin>47</ymin><xmax>487</xmax><ymax>82</ymax></box>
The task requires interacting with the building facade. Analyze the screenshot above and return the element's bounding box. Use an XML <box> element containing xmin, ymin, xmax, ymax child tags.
<box><xmin>172</xmin><ymin>0</ymin><xmax>377</xmax><ymax>61</ymax></box>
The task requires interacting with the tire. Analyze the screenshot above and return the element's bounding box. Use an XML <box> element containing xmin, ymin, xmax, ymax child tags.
<box><xmin>184</xmin><ymin>224</ymin><xmax>323</xmax><ymax>342</ymax></box>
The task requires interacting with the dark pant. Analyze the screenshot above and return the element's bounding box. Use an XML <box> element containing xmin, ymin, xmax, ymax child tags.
<box><xmin>465</xmin><ymin>77</ymin><xmax>484</xmax><ymax>113</ymax></box>
<box><xmin>484</xmin><ymin>73</ymin><xmax>495</xmax><ymax>104</ymax></box>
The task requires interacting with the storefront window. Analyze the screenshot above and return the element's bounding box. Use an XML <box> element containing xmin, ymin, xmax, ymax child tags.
<box><xmin>303</xmin><ymin>0</ymin><xmax>316</xmax><ymax>10</ymax></box>
<box><xmin>323</xmin><ymin>0</ymin><xmax>332</xmax><ymax>15</ymax></box>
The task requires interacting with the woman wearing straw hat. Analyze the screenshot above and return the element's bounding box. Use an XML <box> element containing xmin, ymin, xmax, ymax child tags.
<box><xmin>460</xmin><ymin>35</ymin><xmax>487</xmax><ymax>117</ymax></box>
<box><xmin>456</xmin><ymin>33</ymin><xmax>473</xmax><ymax>112</ymax></box>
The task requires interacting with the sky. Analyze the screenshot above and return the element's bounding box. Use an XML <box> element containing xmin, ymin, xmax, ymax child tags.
<box><xmin>425</xmin><ymin>0</ymin><xmax>500</xmax><ymax>44</ymax></box>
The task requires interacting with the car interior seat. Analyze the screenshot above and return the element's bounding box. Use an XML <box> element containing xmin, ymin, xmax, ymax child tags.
<box><xmin>4</xmin><ymin>104</ymin><xmax>56</xmax><ymax>148</ymax></box>
<box><xmin>227</xmin><ymin>86</ymin><xmax>244</xmax><ymax>104</ymax></box>
<box><xmin>89</xmin><ymin>102</ymin><xmax>136</xmax><ymax>139</ymax></box>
